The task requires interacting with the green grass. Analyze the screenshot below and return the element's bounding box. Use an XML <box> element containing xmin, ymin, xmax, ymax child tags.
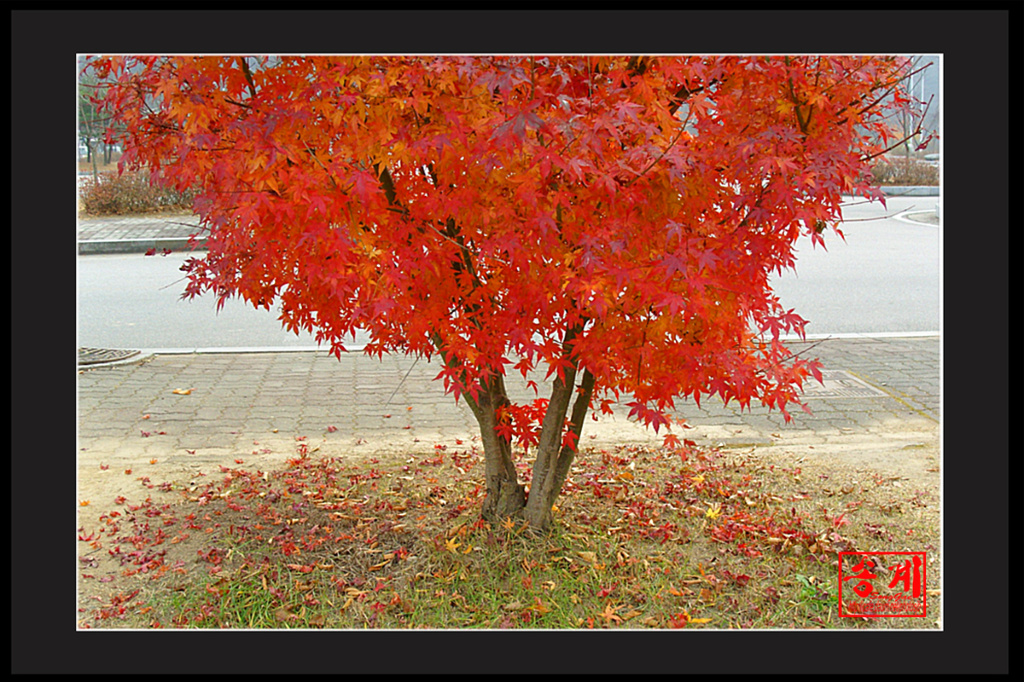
<box><xmin>77</xmin><ymin>443</ymin><xmax>940</xmax><ymax>629</ymax></box>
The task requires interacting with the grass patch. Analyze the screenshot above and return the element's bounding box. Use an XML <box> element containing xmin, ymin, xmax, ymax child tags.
<box><xmin>77</xmin><ymin>442</ymin><xmax>940</xmax><ymax>629</ymax></box>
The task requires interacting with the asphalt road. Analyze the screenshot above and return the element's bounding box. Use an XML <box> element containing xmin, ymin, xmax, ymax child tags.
<box><xmin>76</xmin><ymin>255</ymin><xmax>357</xmax><ymax>351</ymax></box>
<box><xmin>76</xmin><ymin>195</ymin><xmax>939</xmax><ymax>351</ymax></box>
<box><xmin>769</xmin><ymin>195</ymin><xmax>939</xmax><ymax>335</ymax></box>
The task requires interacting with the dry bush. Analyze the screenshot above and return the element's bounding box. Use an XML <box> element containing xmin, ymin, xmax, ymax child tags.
<box><xmin>871</xmin><ymin>158</ymin><xmax>939</xmax><ymax>186</ymax></box>
<box><xmin>79</xmin><ymin>169</ymin><xmax>196</xmax><ymax>216</ymax></box>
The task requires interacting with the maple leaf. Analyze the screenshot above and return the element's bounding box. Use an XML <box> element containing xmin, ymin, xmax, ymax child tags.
<box><xmin>597</xmin><ymin>603</ymin><xmax>622</xmax><ymax>625</ymax></box>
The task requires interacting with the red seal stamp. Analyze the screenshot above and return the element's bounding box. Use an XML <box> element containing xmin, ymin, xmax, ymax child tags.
<box><xmin>838</xmin><ymin>551</ymin><xmax>927</xmax><ymax>618</ymax></box>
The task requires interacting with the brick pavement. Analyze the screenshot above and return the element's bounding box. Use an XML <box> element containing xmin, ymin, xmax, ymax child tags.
<box><xmin>77</xmin><ymin>336</ymin><xmax>939</xmax><ymax>471</ymax></box>
<box><xmin>77</xmin><ymin>214</ymin><xmax>205</xmax><ymax>254</ymax></box>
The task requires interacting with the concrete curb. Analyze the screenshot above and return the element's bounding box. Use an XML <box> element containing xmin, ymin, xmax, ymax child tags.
<box><xmin>78</xmin><ymin>237</ymin><xmax>208</xmax><ymax>255</ymax></box>
<box><xmin>880</xmin><ymin>186</ymin><xmax>940</xmax><ymax>197</ymax></box>
<box><xmin>101</xmin><ymin>332</ymin><xmax>940</xmax><ymax>358</ymax></box>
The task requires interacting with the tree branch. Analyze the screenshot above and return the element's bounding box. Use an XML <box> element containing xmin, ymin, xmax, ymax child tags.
<box><xmin>238</xmin><ymin>57</ymin><xmax>258</xmax><ymax>99</ymax></box>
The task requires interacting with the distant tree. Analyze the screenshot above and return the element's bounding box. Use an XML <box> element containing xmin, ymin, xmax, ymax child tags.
<box><xmin>78</xmin><ymin>73</ymin><xmax>102</xmax><ymax>177</ymax></box>
<box><xmin>92</xmin><ymin>55</ymin><xmax>924</xmax><ymax>532</ymax></box>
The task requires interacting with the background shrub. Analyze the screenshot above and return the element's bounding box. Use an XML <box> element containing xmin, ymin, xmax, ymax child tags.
<box><xmin>871</xmin><ymin>157</ymin><xmax>939</xmax><ymax>186</ymax></box>
<box><xmin>79</xmin><ymin>169</ymin><xmax>197</xmax><ymax>216</ymax></box>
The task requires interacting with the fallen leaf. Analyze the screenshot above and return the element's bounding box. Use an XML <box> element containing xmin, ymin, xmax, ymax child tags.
<box><xmin>171</xmin><ymin>388</ymin><xmax>193</xmax><ymax>395</ymax></box>
<box><xmin>149</xmin><ymin>459</ymin><xmax>158</xmax><ymax>464</ymax></box>
<box><xmin>79</xmin><ymin>500</ymin><xmax>90</xmax><ymax>506</ymax></box>
<box><xmin>598</xmin><ymin>603</ymin><xmax>622</xmax><ymax>624</ymax></box>
<box><xmin>529</xmin><ymin>598</ymin><xmax>550</xmax><ymax>614</ymax></box>
<box><xmin>326</xmin><ymin>425</ymin><xmax>338</xmax><ymax>433</ymax></box>
<box><xmin>577</xmin><ymin>551</ymin><xmax>597</xmax><ymax>563</ymax></box>
<box><xmin>274</xmin><ymin>607</ymin><xmax>299</xmax><ymax>622</ymax></box>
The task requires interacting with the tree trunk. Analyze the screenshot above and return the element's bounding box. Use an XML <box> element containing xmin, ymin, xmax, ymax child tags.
<box><xmin>429</xmin><ymin>329</ymin><xmax>593</xmax><ymax>532</ymax></box>
<box><xmin>523</xmin><ymin>368</ymin><xmax>595</xmax><ymax>532</ymax></box>
<box><xmin>89</xmin><ymin>141</ymin><xmax>98</xmax><ymax>181</ymax></box>
<box><xmin>466</xmin><ymin>374</ymin><xmax>526</xmax><ymax>522</ymax></box>
<box><xmin>429</xmin><ymin>335</ymin><xmax>527</xmax><ymax>523</ymax></box>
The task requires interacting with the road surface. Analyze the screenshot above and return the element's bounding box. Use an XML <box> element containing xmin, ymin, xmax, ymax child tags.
<box><xmin>76</xmin><ymin>195</ymin><xmax>939</xmax><ymax>351</ymax></box>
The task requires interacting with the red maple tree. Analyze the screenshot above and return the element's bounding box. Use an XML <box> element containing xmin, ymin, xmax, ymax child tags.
<box><xmin>90</xmin><ymin>55</ymin><xmax>924</xmax><ymax>531</ymax></box>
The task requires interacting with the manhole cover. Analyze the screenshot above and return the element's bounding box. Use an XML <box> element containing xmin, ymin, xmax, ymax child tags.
<box><xmin>78</xmin><ymin>347</ymin><xmax>141</xmax><ymax>366</ymax></box>
<box><xmin>803</xmin><ymin>370</ymin><xmax>888</xmax><ymax>398</ymax></box>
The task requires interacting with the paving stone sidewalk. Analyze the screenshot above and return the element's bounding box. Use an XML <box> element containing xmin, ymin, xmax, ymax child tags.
<box><xmin>77</xmin><ymin>336</ymin><xmax>940</xmax><ymax>470</ymax></box>
<box><xmin>77</xmin><ymin>214</ymin><xmax>205</xmax><ymax>254</ymax></box>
